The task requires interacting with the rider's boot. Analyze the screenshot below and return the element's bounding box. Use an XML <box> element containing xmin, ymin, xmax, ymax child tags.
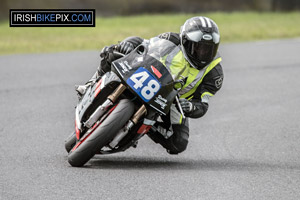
<box><xmin>147</xmin><ymin>120</ymin><xmax>189</xmax><ymax>155</ymax></box>
<box><xmin>75</xmin><ymin>52</ymin><xmax>113</xmax><ymax>98</ymax></box>
<box><xmin>75</xmin><ymin>83</ymin><xmax>91</xmax><ymax>97</ymax></box>
<box><xmin>75</xmin><ymin>67</ymin><xmax>103</xmax><ymax>98</ymax></box>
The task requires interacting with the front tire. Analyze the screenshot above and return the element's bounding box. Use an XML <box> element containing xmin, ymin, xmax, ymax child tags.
<box><xmin>68</xmin><ymin>99</ymin><xmax>135</xmax><ymax>167</ymax></box>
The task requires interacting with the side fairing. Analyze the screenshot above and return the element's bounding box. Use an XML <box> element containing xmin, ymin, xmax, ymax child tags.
<box><xmin>77</xmin><ymin>72</ymin><xmax>121</xmax><ymax>122</ymax></box>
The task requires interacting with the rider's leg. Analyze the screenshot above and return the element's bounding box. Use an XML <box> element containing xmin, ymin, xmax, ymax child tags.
<box><xmin>75</xmin><ymin>56</ymin><xmax>111</xmax><ymax>96</ymax></box>
<box><xmin>147</xmin><ymin>118</ymin><xmax>189</xmax><ymax>154</ymax></box>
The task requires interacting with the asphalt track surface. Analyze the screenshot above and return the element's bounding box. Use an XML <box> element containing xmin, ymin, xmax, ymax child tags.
<box><xmin>1</xmin><ymin>39</ymin><xmax>300</xmax><ymax>200</ymax></box>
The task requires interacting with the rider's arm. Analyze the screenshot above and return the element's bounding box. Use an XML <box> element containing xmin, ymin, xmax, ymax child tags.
<box><xmin>186</xmin><ymin>63</ymin><xmax>224</xmax><ymax>118</ymax></box>
<box><xmin>116</xmin><ymin>36</ymin><xmax>144</xmax><ymax>55</ymax></box>
<box><xmin>120</xmin><ymin>36</ymin><xmax>144</xmax><ymax>48</ymax></box>
<box><xmin>95</xmin><ymin>36</ymin><xmax>144</xmax><ymax>77</ymax></box>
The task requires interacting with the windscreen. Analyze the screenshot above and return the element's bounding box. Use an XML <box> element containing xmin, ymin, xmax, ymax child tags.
<box><xmin>147</xmin><ymin>37</ymin><xmax>189</xmax><ymax>81</ymax></box>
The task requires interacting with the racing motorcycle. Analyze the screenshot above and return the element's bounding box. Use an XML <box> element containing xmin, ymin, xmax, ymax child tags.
<box><xmin>65</xmin><ymin>37</ymin><xmax>188</xmax><ymax>167</ymax></box>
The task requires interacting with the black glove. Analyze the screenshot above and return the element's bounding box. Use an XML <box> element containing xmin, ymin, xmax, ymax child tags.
<box><xmin>117</xmin><ymin>41</ymin><xmax>134</xmax><ymax>55</ymax></box>
<box><xmin>178</xmin><ymin>98</ymin><xmax>194</xmax><ymax>114</ymax></box>
<box><xmin>100</xmin><ymin>45</ymin><xmax>115</xmax><ymax>58</ymax></box>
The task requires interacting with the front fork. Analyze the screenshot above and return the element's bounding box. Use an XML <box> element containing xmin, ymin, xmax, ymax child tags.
<box><xmin>84</xmin><ymin>84</ymin><xmax>127</xmax><ymax>128</ymax></box>
<box><xmin>77</xmin><ymin>83</ymin><xmax>148</xmax><ymax>147</ymax></box>
<box><xmin>109</xmin><ymin>104</ymin><xmax>147</xmax><ymax>148</ymax></box>
<box><xmin>75</xmin><ymin>83</ymin><xmax>126</xmax><ymax>139</ymax></box>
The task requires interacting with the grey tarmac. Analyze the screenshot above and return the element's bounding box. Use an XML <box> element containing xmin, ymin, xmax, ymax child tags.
<box><xmin>1</xmin><ymin>38</ymin><xmax>300</xmax><ymax>200</ymax></box>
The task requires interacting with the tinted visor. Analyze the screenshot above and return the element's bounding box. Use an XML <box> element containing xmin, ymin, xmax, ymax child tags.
<box><xmin>184</xmin><ymin>40</ymin><xmax>215</xmax><ymax>62</ymax></box>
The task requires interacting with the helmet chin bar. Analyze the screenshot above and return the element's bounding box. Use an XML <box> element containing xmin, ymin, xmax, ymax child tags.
<box><xmin>189</xmin><ymin>55</ymin><xmax>207</xmax><ymax>70</ymax></box>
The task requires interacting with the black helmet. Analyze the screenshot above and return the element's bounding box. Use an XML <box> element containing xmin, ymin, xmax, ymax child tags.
<box><xmin>180</xmin><ymin>16</ymin><xmax>220</xmax><ymax>70</ymax></box>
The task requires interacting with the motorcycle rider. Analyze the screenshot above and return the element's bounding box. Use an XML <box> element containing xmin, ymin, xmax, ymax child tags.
<box><xmin>76</xmin><ymin>16</ymin><xmax>224</xmax><ymax>154</ymax></box>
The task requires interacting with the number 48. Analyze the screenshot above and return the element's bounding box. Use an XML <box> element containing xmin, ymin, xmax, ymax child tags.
<box><xmin>130</xmin><ymin>71</ymin><xmax>160</xmax><ymax>100</ymax></box>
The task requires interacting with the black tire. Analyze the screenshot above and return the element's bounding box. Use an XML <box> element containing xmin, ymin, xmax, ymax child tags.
<box><xmin>68</xmin><ymin>99</ymin><xmax>135</xmax><ymax>167</ymax></box>
<box><xmin>64</xmin><ymin>132</ymin><xmax>77</xmax><ymax>153</ymax></box>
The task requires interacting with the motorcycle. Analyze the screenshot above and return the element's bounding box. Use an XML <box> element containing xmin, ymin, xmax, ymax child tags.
<box><xmin>65</xmin><ymin>37</ymin><xmax>189</xmax><ymax>167</ymax></box>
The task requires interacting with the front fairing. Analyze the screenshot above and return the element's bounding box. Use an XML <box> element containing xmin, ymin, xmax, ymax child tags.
<box><xmin>112</xmin><ymin>37</ymin><xmax>189</xmax><ymax>115</ymax></box>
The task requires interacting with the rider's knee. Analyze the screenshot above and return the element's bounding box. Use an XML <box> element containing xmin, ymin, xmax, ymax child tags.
<box><xmin>168</xmin><ymin>140</ymin><xmax>188</xmax><ymax>154</ymax></box>
<box><xmin>167</xmin><ymin>127</ymin><xmax>189</xmax><ymax>154</ymax></box>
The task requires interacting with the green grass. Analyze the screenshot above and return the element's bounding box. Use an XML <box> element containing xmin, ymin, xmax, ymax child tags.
<box><xmin>1</xmin><ymin>12</ymin><xmax>300</xmax><ymax>55</ymax></box>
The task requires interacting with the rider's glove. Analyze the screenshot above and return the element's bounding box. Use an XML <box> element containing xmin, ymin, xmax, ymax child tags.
<box><xmin>178</xmin><ymin>98</ymin><xmax>194</xmax><ymax>114</ymax></box>
<box><xmin>100</xmin><ymin>45</ymin><xmax>115</xmax><ymax>58</ymax></box>
<box><xmin>117</xmin><ymin>41</ymin><xmax>134</xmax><ymax>55</ymax></box>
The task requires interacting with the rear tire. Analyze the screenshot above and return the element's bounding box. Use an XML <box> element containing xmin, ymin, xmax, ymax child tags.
<box><xmin>65</xmin><ymin>132</ymin><xmax>77</xmax><ymax>153</ymax></box>
<box><xmin>68</xmin><ymin>99</ymin><xmax>135</xmax><ymax>167</ymax></box>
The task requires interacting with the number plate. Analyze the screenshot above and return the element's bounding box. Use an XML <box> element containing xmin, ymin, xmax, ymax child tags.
<box><xmin>127</xmin><ymin>67</ymin><xmax>161</xmax><ymax>102</ymax></box>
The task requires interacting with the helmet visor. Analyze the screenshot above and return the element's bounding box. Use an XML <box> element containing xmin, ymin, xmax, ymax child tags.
<box><xmin>184</xmin><ymin>40</ymin><xmax>215</xmax><ymax>62</ymax></box>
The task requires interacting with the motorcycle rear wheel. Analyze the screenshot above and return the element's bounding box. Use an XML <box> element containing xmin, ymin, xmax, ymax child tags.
<box><xmin>64</xmin><ymin>132</ymin><xmax>77</xmax><ymax>153</ymax></box>
<box><xmin>67</xmin><ymin>99</ymin><xmax>135</xmax><ymax>167</ymax></box>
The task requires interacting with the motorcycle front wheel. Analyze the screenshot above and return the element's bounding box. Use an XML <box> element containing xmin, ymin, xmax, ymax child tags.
<box><xmin>67</xmin><ymin>98</ymin><xmax>135</xmax><ymax>167</ymax></box>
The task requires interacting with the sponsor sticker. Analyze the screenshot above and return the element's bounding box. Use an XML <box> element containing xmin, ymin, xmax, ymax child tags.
<box><xmin>203</xmin><ymin>34</ymin><xmax>213</xmax><ymax>41</ymax></box>
<box><xmin>119</xmin><ymin>61</ymin><xmax>132</xmax><ymax>74</ymax></box>
<box><xmin>151</xmin><ymin>65</ymin><xmax>162</xmax><ymax>78</ymax></box>
<box><xmin>159</xmin><ymin>32</ymin><xmax>170</xmax><ymax>40</ymax></box>
<box><xmin>215</xmin><ymin>76</ymin><xmax>223</xmax><ymax>89</ymax></box>
<box><xmin>154</xmin><ymin>95</ymin><xmax>167</xmax><ymax>110</ymax></box>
